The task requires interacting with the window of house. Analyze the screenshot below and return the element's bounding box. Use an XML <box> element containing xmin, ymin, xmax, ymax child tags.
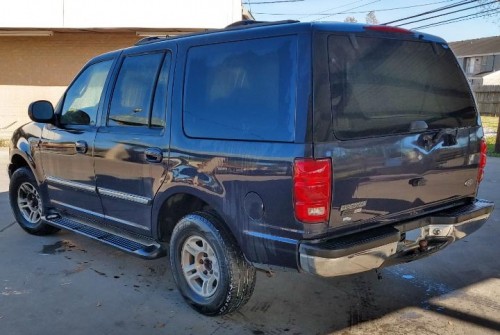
<box><xmin>183</xmin><ymin>36</ymin><xmax>298</xmax><ymax>142</ymax></box>
<box><xmin>481</xmin><ymin>55</ymin><xmax>494</xmax><ymax>73</ymax></box>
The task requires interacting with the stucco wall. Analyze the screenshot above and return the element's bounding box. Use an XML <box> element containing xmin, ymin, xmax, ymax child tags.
<box><xmin>0</xmin><ymin>32</ymin><xmax>140</xmax><ymax>138</ymax></box>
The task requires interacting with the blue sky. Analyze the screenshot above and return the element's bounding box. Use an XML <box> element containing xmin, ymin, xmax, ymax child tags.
<box><xmin>246</xmin><ymin>0</ymin><xmax>500</xmax><ymax>42</ymax></box>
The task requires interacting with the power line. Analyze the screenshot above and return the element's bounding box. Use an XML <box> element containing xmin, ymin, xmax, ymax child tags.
<box><xmin>313</xmin><ymin>0</ymin><xmax>381</xmax><ymax>22</ymax></box>
<box><xmin>412</xmin><ymin>7</ymin><xmax>500</xmax><ymax>29</ymax></box>
<box><xmin>242</xmin><ymin>0</ymin><xmax>303</xmax><ymax>4</ymax></box>
<box><xmin>253</xmin><ymin>0</ymin><xmax>455</xmax><ymax>16</ymax></box>
<box><xmin>298</xmin><ymin>0</ymin><xmax>368</xmax><ymax>21</ymax></box>
<box><xmin>396</xmin><ymin>1</ymin><xmax>498</xmax><ymax>27</ymax></box>
<box><xmin>383</xmin><ymin>0</ymin><xmax>475</xmax><ymax>25</ymax></box>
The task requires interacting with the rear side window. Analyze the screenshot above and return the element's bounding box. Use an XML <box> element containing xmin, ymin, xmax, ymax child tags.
<box><xmin>327</xmin><ymin>35</ymin><xmax>477</xmax><ymax>139</ymax></box>
<box><xmin>108</xmin><ymin>53</ymin><xmax>165</xmax><ymax>127</ymax></box>
<box><xmin>183</xmin><ymin>36</ymin><xmax>297</xmax><ymax>142</ymax></box>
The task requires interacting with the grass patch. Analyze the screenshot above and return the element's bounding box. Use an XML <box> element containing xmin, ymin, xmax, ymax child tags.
<box><xmin>481</xmin><ymin>115</ymin><xmax>499</xmax><ymax>129</ymax></box>
<box><xmin>481</xmin><ymin>115</ymin><xmax>499</xmax><ymax>157</ymax></box>
<box><xmin>485</xmin><ymin>136</ymin><xmax>500</xmax><ymax>157</ymax></box>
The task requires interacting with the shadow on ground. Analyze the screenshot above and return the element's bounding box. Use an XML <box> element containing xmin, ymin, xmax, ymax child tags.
<box><xmin>0</xmin><ymin>162</ymin><xmax>499</xmax><ymax>334</ymax></box>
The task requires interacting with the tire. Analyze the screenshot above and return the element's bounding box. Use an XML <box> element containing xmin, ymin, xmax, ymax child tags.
<box><xmin>9</xmin><ymin>167</ymin><xmax>59</xmax><ymax>235</ymax></box>
<box><xmin>170</xmin><ymin>212</ymin><xmax>256</xmax><ymax>316</ymax></box>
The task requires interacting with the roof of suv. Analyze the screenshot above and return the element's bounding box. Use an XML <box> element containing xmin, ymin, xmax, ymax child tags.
<box><xmin>134</xmin><ymin>20</ymin><xmax>446</xmax><ymax>47</ymax></box>
<box><xmin>91</xmin><ymin>20</ymin><xmax>447</xmax><ymax>64</ymax></box>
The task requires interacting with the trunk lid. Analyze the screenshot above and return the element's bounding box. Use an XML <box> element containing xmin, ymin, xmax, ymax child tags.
<box><xmin>312</xmin><ymin>28</ymin><xmax>482</xmax><ymax>230</ymax></box>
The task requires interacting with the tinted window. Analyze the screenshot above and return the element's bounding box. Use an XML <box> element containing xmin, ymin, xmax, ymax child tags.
<box><xmin>108</xmin><ymin>53</ymin><xmax>164</xmax><ymax>127</ymax></box>
<box><xmin>184</xmin><ymin>36</ymin><xmax>297</xmax><ymax>142</ymax></box>
<box><xmin>61</xmin><ymin>60</ymin><xmax>113</xmax><ymax>125</ymax></box>
<box><xmin>327</xmin><ymin>35</ymin><xmax>477</xmax><ymax>139</ymax></box>
<box><xmin>151</xmin><ymin>53</ymin><xmax>171</xmax><ymax>128</ymax></box>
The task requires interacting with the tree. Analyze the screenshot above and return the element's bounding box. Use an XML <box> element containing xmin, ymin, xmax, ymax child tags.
<box><xmin>344</xmin><ymin>16</ymin><xmax>358</xmax><ymax>23</ymax></box>
<box><xmin>366</xmin><ymin>11</ymin><xmax>379</xmax><ymax>24</ymax></box>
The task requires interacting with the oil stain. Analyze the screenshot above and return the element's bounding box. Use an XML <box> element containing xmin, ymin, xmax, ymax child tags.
<box><xmin>40</xmin><ymin>240</ymin><xmax>79</xmax><ymax>255</ymax></box>
<box><xmin>40</xmin><ymin>241</ymin><xmax>65</xmax><ymax>254</ymax></box>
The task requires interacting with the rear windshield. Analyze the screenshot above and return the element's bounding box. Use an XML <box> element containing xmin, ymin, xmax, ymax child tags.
<box><xmin>327</xmin><ymin>35</ymin><xmax>477</xmax><ymax>139</ymax></box>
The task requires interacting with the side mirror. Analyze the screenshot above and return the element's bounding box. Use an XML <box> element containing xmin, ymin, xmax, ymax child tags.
<box><xmin>28</xmin><ymin>100</ymin><xmax>54</xmax><ymax>123</ymax></box>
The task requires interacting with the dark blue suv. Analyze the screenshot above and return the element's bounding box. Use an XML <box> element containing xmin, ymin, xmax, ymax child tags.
<box><xmin>8</xmin><ymin>21</ymin><xmax>494</xmax><ymax>315</ymax></box>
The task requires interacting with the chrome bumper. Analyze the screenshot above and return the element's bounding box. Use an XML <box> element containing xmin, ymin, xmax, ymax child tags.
<box><xmin>299</xmin><ymin>199</ymin><xmax>494</xmax><ymax>277</ymax></box>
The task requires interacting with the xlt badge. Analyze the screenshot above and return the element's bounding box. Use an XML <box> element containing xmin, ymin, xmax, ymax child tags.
<box><xmin>340</xmin><ymin>201</ymin><xmax>367</xmax><ymax>216</ymax></box>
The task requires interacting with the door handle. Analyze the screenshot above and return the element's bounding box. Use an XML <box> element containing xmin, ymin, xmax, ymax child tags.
<box><xmin>75</xmin><ymin>140</ymin><xmax>88</xmax><ymax>154</ymax></box>
<box><xmin>145</xmin><ymin>148</ymin><xmax>163</xmax><ymax>163</ymax></box>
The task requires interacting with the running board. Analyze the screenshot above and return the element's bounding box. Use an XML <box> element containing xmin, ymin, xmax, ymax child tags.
<box><xmin>43</xmin><ymin>215</ymin><xmax>166</xmax><ymax>259</ymax></box>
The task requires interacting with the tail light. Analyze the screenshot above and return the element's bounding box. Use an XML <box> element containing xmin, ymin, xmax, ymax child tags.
<box><xmin>293</xmin><ymin>158</ymin><xmax>332</xmax><ymax>223</ymax></box>
<box><xmin>478</xmin><ymin>138</ymin><xmax>487</xmax><ymax>183</ymax></box>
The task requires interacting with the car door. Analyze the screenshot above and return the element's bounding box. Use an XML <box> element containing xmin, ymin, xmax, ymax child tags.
<box><xmin>40</xmin><ymin>58</ymin><xmax>115</xmax><ymax>220</ymax></box>
<box><xmin>93</xmin><ymin>51</ymin><xmax>172</xmax><ymax>233</ymax></box>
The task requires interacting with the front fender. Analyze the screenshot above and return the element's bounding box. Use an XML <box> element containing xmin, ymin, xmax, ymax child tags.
<box><xmin>9</xmin><ymin>122</ymin><xmax>46</xmax><ymax>190</ymax></box>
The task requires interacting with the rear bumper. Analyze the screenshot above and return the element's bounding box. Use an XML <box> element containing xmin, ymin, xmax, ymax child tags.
<box><xmin>299</xmin><ymin>199</ymin><xmax>494</xmax><ymax>277</ymax></box>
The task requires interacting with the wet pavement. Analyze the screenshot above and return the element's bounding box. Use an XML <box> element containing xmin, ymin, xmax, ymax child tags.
<box><xmin>0</xmin><ymin>148</ymin><xmax>499</xmax><ymax>335</ymax></box>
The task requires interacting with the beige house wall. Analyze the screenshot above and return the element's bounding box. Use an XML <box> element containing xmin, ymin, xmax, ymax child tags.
<box><xmin>0</xmin><ymin>32</ymin><xmax>140</xmax><ymax>86</ymax></box>
<box><xmin>0</xmin><ymin>32</ymin><xmax>140</xmax><ymax>138</ymax></box>
<box><xmin>1</xmin><ymin>85</ymin><xmax>66</xmax><ymax>128</ymax></box>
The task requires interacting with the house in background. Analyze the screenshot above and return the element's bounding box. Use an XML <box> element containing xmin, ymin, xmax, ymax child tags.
<box><xmin>0</xmin><ymin>0</ymin><xmax>251</xmax><ymax>139</ymax></box>
<box><xmin>449</xmin><ymin>35</ymin><xmax>500</xmax><ymax>86</ymax></box>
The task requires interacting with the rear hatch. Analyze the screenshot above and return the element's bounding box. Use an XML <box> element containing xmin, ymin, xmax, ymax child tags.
<box><xmin>312</xmin><ymin>25</ymin><xmax>482</xmax><ymax>230</ymax></box>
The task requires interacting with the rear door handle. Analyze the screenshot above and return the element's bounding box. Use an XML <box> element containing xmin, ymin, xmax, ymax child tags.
<box><xmin>75</xmin><ymin>140</ymin><xmax>88</xmax><ymax>154</ymax></box>
<box><xmin>145</xmin><ymin>147</ymin><xmax>163</xmax><ymax>163</ymax></box>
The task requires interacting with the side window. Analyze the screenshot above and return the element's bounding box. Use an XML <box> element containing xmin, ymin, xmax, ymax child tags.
<box><xmin>108</xmin><ymin>53</ymin><xmax>165</xmax><ymax>127</ymax></box>
<box><xmin>183</xmin><ymin>36</ymin><xmax>298</xmax><ymax>142</ymax></box>
<box><xmin>61</xmin><ymin>60</ymin><xmax>113</xmax><ymax>125</ymax></box>
<box><xmin>151</xmin><ymin>53</ymin><xmax>172</xmax><ymax>128</ymax></box>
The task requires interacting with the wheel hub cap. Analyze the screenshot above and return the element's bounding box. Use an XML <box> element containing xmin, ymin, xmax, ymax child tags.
<box><xmin>181</xmin><ymin>236</ymin><xmax>220</xmax><ymax>297</ymax></box>
<box><xmin>17</xmin><ymin>182</ymin><xmax>42</xmax><ymax>224</ymax></box>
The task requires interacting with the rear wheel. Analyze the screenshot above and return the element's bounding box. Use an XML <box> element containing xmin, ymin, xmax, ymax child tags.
<box><xmin>9</xmin><ymin>167</ymin><xmax>59</xmax><ymax>235</ymax></box>
<box><xmin>170</xmin><ymin>212</ymin><xmax>256</xmax><ymax>316</ymax></box>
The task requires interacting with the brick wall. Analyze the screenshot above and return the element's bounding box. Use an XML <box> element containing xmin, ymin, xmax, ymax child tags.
<box><xmin>0</xmin><ymin>32</ymin><xmax>140</xmax><ymax>86</ymax></box>
<box><xmin>0</xmin><ymin>32</ymin><xmax>140</xmax><ymax>138</ymax></box>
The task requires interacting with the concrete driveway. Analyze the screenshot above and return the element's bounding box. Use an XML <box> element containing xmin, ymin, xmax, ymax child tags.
<box><xmin>0</xmin><ymin>148</ymin><xmax>499</xmax><ymax>335</ymax></box>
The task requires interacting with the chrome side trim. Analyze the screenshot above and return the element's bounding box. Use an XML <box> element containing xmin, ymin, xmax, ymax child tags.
<box><xmin>105</xmin><ymin>214</ymin><xmax>150</xmax><ymax>231</ymax></box>
<box><xmin>51</xmin><ymin>200</ymin><xmax>150</xmax><ymax>231</ymax></box>
<box><xmin>98</xmin><ymin>187</ymin><xmax>152</xmax><ymax>205</ymax></box>
<box><xmin>46</xmin><ymin>176</ymin><xmax>96</xmax><ymax>193</ymax></box>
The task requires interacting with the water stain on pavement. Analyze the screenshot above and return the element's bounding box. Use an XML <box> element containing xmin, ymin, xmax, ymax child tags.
<box><xmin>40</xmin><ymin>240</ymin><xmax>77</xmax><ymax>255</ymax></box>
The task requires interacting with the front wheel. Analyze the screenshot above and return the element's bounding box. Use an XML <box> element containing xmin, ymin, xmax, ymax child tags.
<box><xmin>9</xmin><ymin>167</ymin><xmax>59</xmax><ymax>235</ymax></box>
<box><xmin>170</xmin><ymin>212</ymin><xmax>256</xmax><ymax>316</ymax></box>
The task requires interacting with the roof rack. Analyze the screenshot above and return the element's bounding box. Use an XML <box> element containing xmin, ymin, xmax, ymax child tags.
<box><xmin>135</xmin><ymin>36</ymin><xmax>168</xmax><ymax>46</ymax></box>
<box><xmin>225</xmin><ymin>20</ymin><xmax>299</xmax><ymax>30</ymax></box>
<box><xmin>133</xmin><ymin>20</ymin><xmax>300</xmax><ymax>46</ymax></box>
